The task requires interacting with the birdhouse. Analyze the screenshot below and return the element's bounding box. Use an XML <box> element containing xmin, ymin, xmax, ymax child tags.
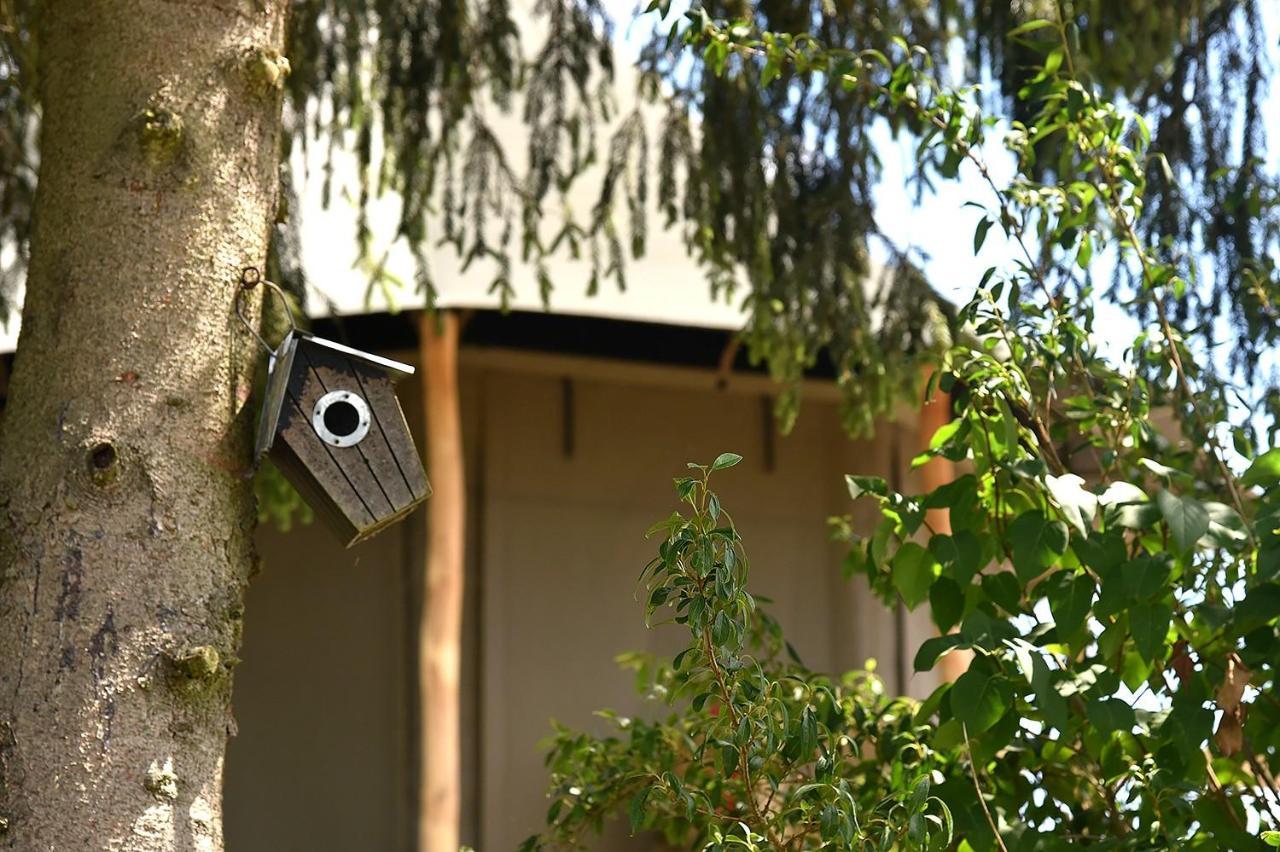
<box><xmin>254</xmin><ymin>329</ymin><xmax>432</xmax><ymax>546</ymax></box>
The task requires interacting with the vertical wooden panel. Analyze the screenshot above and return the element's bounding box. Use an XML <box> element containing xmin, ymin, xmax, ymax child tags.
<box><xmin>307</xmin><ymin>344</ymin><xmax>420</xmax><ymax>512</ymax></box>
<box><xmin>275</xmin><ymin>355</ymin><xmax>376</xmax><ymax>543</ymax></box>
<box><xmin>419</xmin><ymin>311</ymin><xmax>465</xmax><ymax>852</ymax></box>
<box><xmin>350</xmin><ymin>357</ymin><xmax>432</xmax><ymax>501</ymax></box>
<box><xmin>293</xmin><ymin>342</ymin><xmax>397</xmax><ymax>519</ymax></box>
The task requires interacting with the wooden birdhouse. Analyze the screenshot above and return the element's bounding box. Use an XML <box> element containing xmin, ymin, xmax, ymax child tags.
<box><xmin>254</xmin><ymin>329</ymin><xmax>431</xmax><ymax>546</ymax></box>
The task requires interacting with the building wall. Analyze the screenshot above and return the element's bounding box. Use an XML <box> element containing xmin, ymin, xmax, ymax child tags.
<box><xmin>224</xmin><ymin>349</ymin><xmax>938</xmax><ymax>851</ymax></box>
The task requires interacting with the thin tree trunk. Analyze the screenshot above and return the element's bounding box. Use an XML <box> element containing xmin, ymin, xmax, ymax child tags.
<box><xmin>418</xmin><ymin>311</ymin><xmax>465</xmax><ymax>852</ymax></box>
<box><xmin>0</xmin><ymin>1</ymin><xmax>289</xmax><ymax>848</ymax></box>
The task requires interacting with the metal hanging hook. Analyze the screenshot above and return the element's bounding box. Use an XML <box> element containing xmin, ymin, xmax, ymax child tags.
<box><xmin>236</xmin><ymin>266</ymin><xmax>298</xmax><ymax>355</ymax></box>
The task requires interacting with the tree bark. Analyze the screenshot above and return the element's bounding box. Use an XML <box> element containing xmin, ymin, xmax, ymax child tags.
<box><xmin>0</xmin><ymin>1</ymin><xmax>289</xmax><ymax>848</ymax></box>
<box><xmin>418</xmin><ymin>311</ymin><xmax>465</xmax><ymax>852</ymax></box>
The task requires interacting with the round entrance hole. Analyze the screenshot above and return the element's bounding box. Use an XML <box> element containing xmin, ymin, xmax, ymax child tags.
<box><xmin>323</xmin><ymin>399</ymin><xmax>361</xmax><ymax>438</ymax></box>
<box><xmin>312</xmin><ymin>390</ymin><xmax>371</xmax><ymax>448</ymax></box>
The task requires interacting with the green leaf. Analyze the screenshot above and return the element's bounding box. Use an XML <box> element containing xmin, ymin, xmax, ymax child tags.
<box><xmin>980</xmin><ymin>572</ymin><xmax>1021</xmax><ymax>614</ymax></box>
<box><xmin>629</xmin><ymin>788</ymin><xmax>651</xmax><ymax>831</ymax></box>
<box><xmin>1074</xmin><ymin>530</ymin><xmax>1126</xmax><ymax>572</ymax></box>
<box><xmin>1139</xmin><ymin>457</ymin><xmax>1180</xmax><ymax>479</ymax></box>
<box><xmin>929</xmin><ymin>418</ymin><xmax>963</xmax><ymax>451</ymax></box>
<box><xmin>1076</xmin><ymin>233</ymin><xmax>1093</xmax><ymax>269</ymax></box>
<box><xmin>1235</xmin><ymin>582</ymin><xmax>1280</xmax><ymax>632</ymax></box>
<box><xmin>1262</xmin><ymin>830</ymin><xmax>1280</xmax><ymax>847</ymax></box>
<box><xmin>1009</xmin><ymin>511</ymin><xmax>1069</xmax><ymax>582</ymax></box>
<box><xmin>1156</xmin><ymin>489</ymin><xmax>1209</xmax><ymax>552</ymax></box>
<box><xmin>1129</xmin><ymin>602</ymin><xmax>1172</xmax><ymax>662</ymax></box>
<box><xmin>935</xmin><ymin>529</ymin><xmax>982</xmax><ymax>585</ymax></box>
<box><xmin>1030</xmin><ymin>653</ymin><xmax>1068</xmax><ymax>731</ymax></box>
<box><xmin>846</xmin><ymin>474</ymin><xmax>888</xmax><ymax>501</ymax></box>
<box><xmin>1007</xmin><ymin>18</ymin><xmax>1056</xmax><ymax>37</ymax></box>
<box><xmin>929</xmin><ymin>576</ymin><xmax>965</xmax><ymax>632</ymax></box>
<box><xmin>1042</xmin><ymin>47</ymin><xmax>1064</xmax><ymax>77</ymax></box>
<box><xmin>1045</xmin><ymin>473</ymin><xmax>1097</xmax><ymax>536</ymax></box>
<box><xmin>1114</xmin><ymin>501</ymin><xmax>1161</xmax><ymax>530</ymax></box>
<box><xmin>711</xmin><ymin>452</ymin><xmax>743</xmax><ymax>471</ymax></box>
<box><xmin>952</xmin><ymin>664</ymin><xmax>1012</xmax><ymax>734</ymax></box>
<box><xmin>675</xmin><ymin>477</ymin><xmax>696</xmax><ymax>500</ymax></box>
<box><xmin>973</xmin><ymin>217</ymin><xmax>994</xmax><ymax>253</ymax></box>
<box><xmin>1124</xmin><ymin>555</ymin><xmax>1171</xmax><ymax>601</ymax></box>
<box><xmin>1048</xmin><ymin>572</ymin><xmax>1095</xmax><ymax>638</ymax></box>
<box><xmin>914</xmin><ymin>634</ymin><xmax>965</xmax><ymax>672</ymax></box>
<box><xmin>892</xmin><ymin>542</ymin><xmax>940</xmax><ymax>610</ymax></box>
<box><xmin>1086</xmin><ymin>696</ymin><xmax>1135</xmax><ymax>734</ymax></box>
<box><xmin>760</xmin><ymin>57</ymin><xmax>780</xmax><ymax>86</ymax></box>
<box><xmin>1243</xmin><ymin>449</ymin><xmax>1280</xmax><ymax>489</ymax></box>
<box><xmin>1098</xmin><ymin>481</ymin><xmax>1147</xmax><ymax>508</ymax></box>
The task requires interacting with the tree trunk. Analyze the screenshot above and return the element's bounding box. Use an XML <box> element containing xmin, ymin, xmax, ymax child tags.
<box><xmin>0</xmin><ymin>1</ymin><xmax>289</xmax><ymax>848</ymax></box>
<box><xmin>418</xmin><ymin>311</ymin><xmax>465</xmax><ymax>852</ymax></box>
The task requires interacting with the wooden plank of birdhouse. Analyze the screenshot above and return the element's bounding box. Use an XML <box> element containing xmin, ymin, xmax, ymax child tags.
<box><xmin>279</xmin><ymin>351</ymin><xmax>385</xmax><ymax>529</ymax></box>
<box><xmin>293</xmin><ymin>341</ymin><xmax>398</xmax><ymax>520</ymax></box>
<box><xmin>341</xmin><ymin>358</ymin><xmax>423</xmax><ymax>510</ymax></box>
<box><xmin>273</xmin><ymin>396</ymin><xmax>374</xmax><ymax>542</ymax></box>
<box><xmin>355</xmin><ymin>364</ymin><xmax>431</xmax><ymax>501</ymax></box>
<box><xmin>270</xmin><ymin>428</ymin><xmax>365</xmax><ymax>543</ymax></box>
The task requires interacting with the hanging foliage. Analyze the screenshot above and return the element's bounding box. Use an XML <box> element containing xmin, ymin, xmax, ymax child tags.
<box><xmin>1</xmin><ymin>0</ymin><xmax>1275</xmax><ymax>431</ymax></box>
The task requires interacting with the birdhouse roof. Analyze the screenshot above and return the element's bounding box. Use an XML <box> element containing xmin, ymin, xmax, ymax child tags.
<box><xmin>295</xmin><ymin>331</ymin><xmax>415</xmax><ymax>377</ymax></box>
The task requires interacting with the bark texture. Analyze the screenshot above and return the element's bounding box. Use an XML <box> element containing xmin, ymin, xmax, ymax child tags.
<box><xmin>418</xmin><ymin>311</ymin><xmax>465</xmax><ymax>852</ymax></box>
<box><xmin>0</xmin><ymin>1</ymin><xmax>289</xmax><ymax>848</ymax></box>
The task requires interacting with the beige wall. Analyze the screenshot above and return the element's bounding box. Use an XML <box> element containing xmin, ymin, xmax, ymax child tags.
<box><xmin>225</xmin><ymin>349</ymin><xmax>938</xmax><ymax>851</ymax></box>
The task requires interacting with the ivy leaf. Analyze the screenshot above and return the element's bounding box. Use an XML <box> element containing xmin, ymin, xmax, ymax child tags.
<box><xmin>1129</xmin><ymin>602</ymin><xmax>1172</xmax><ymax>662</ymax></box>
<box><xmin>892</xmin><ymin>542</ymin><xmax>939</xmax><ymax>610</ymax></box>
<box><xmin>1156</xmin><ymin>489</ymin><xmax>1209</xmax><ymax>553</ymax></box>
<box><xmin>1010</xmin><ymin>511</ymin><xmax>1069</xmax><ymax>582</ymax></box>
<box><xmin>952</xmin><ymin>664</ymin><xmax>1012</xmax><ymax>734</ymax></box>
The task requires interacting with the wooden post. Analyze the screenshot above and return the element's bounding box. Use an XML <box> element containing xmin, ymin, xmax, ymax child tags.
<box><xmin>418</xmin><ymin>310</ymin><xmax>465</xmax><ymax>852</ymax></box>
<box><xmin>918</xmin><ymin>368</ymin><xmax>971</xmax><ymax>683</ymax></box>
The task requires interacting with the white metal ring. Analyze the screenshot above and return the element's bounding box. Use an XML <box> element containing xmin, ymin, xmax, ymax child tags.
<box><xmin>312</xmin><ymin>390</ymin><xmax>371</xmax><ymax>448</ymax></box>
